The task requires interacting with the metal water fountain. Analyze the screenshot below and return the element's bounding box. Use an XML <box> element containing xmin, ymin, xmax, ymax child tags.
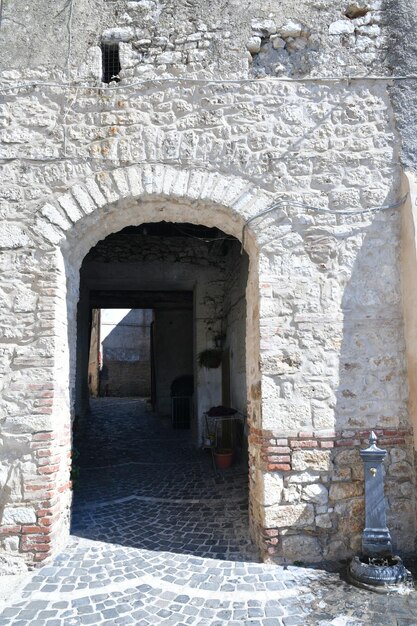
<box><xmin>348</xmin><ymin>431</ymin><xmax>412</xmax><ymax>593</ymax></box>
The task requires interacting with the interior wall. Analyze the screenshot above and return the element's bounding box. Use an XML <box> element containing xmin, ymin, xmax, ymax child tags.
<box><xmin>75</xmin><ymin>283</ymin><xmax>91</xmax><ymax>419</ymax></box>
<box><xmin>153</xmin><ymin>309</ymin><xmax>193</xmax><ymax>416</ymax></box>
<box><xmin>87</xmin><ymin>308</ymin><xmax>100</xmax><ymax>396</ymax></box>
<box><xmin>401</xmin><ymin>171</ymin><xmax>417</xmax><ymax>450</ymax></box>
<box><xmin>78</xmin><ymin>230</ymin><xmax>246</xmax><ymax>442</ymax></box>
<box><xmin>100</xmin><ymin>308</ymin><xmax>152</xmax><ymax>397</ymax></box>
<box><xmin>223</xmin><ymin>245</ymin><xmax>249</xmax><ymax>414</ymax></box>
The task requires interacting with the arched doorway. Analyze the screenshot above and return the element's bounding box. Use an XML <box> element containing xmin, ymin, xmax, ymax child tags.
<box><xmin>11</xmin><ymin>166</ymin><xmax>265</xmax><ymax>568</ymax></box>
<box><xmin>70</xmin><ymin>221</ymin><xmax>257</xmax><ymax>559</ymax></box>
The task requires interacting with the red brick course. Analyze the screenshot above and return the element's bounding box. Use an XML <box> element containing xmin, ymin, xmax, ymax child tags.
<box><xmin>249</xmin><ymin>425</ymin><xmax>413</xmax><ymax>473</ymax></box>
<box><xmin>11</xmin><ymin>429</ymin><xmax>73</xmax><ymax>567</ymax></box>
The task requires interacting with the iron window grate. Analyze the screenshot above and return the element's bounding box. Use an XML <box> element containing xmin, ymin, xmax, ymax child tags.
<box><xmin>102</xmin><ymin>43</ymin><xmax>121</xmax><ymax>83</ymax></box>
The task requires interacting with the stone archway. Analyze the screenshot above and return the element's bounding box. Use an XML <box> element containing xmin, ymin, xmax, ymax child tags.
<box><xmin>2</xmin><ymin>162</ymin><xmax>414</xmax><ymax>571</ymax></box>
<box><xmin>12</xmin><ymin>165</ymin><xmax>269</xmax><ymax>568</ymax></box>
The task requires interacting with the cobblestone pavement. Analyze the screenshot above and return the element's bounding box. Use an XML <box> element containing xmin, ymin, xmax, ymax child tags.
<box><xmin>2</xmin><ymin>398</ymin><xmax>417</xmax><ymax>625</ymax></box>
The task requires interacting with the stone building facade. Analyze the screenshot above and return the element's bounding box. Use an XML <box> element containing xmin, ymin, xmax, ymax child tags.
<box><xmin>1</xmin><ymin>0</ymin><xmax>417</xmax><ymax>572</ymax></box>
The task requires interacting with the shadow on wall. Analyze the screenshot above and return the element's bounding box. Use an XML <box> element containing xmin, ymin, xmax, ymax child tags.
<box><xmin>254</xmin><ymin>195</ymin><xmax>414</xmax><ymax>561</ymax></box>
<box><xmin>333</xmin><ymin>206</ymin><xmax>414</xmax><ymax>556</ymax></box>
<box><xmin>294</xmin><ymin>203</ymin><xmax>413</xmax><ymax>558</ymax></box>
<box><xmin>100</xmin><ymin>309</ymin><xmax>152</xmax><ymax>397</ymax></box>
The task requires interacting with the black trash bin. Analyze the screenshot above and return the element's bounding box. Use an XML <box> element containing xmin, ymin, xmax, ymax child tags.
<box><xmin>171</xmin><ymin>375</ymin><xmax>194</xmax><ymax>429</ymax></box>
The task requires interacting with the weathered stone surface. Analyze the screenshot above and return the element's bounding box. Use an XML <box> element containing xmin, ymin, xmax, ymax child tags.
<box><xmin>287</xmin><ymin>471</ymin><xmax>322</xmax><ymax>485</ymax></box>
<box><xmin>2</xmin><ymin>507</ymin><xmax>36</xmax><ymax>525</ymax></box>
<box><xmin>4</xmin><ymin>536</ymin><xmax>19</xmax><ymax>553</ymax></box>
<box><xmin>281</xmin><ymin>535</ymin><xmax>322</xmax><ymax>562</ymax></box>
<box><xmin>260</xmin><ymin>352</ymin><xmax>302</xmax><ymax>376</ymax></box>
<box><xmin>302</xmin><ymin>483</ymin><xmax>328</xmax><ymax>505</ymax></box>
<box><xmin>246</xmin><ymin>36</ymin><xmax>262</xmax><ymax>53</ymax></box>
<box><xmin>251</xmin><ymin>18</ymin><xmax>277</xmax><ymax>34</ymax></box>
<box><xmin>263</xmin><ymin>400</ymin><xmax>312</xmax><ymax>432</ymax></box>
<box><xmin>333</xmin><ymin>449</ymin><xmax>358</xmax><ymax>467</ymax></box>
<box><xmin>316</xmin><ymin>513</ymin><xmax>332</xmax><ymax>529</ymax></box>
<box><xmin>292</xmin><ymin>450</ymin><xmax>332</xmax><ymax>472</ymax></box>
<box><xmin>278</xmin><ymin>20</ymin><xmax>305</xmax><ymax>38</ymax></box>
<box><xmin>0</xmin><ymin>0</ymin><xmax>416</xmax><ymax>572</ymax></box>
<box><xmin>0</xmin><ymin>553</ymin><xmax>27</xmax><ymax>575</ymax></box>
<box><xmin>262</xmin><ymin>473</ymin><xmax>284</xmax><ymax>506</ymax></box>
<box><xmin>282</xmin><ymin>485</ymin><xmax>301</xmax><ymax>504</ymax></box>
<box><xmin>329</xmin><ymin>482</ymin><xmax>364</xmax><ymax>501</ymax></box>
<box><xmin>328</xmin><ymin>20</ymin><xmax>355</xmax><ymax>35</ymax></box>
<box><xmin>0</xmin><ymin>224</ymin><xmax>30</xmax><ymax>249</ymax></box>
<box><xmin>334</xmin><ymin>499</ymin><xmax>365</xmax><ymax>535</ymax></box>
<box><xmin>264</xmin><ymin>504</ymin><xmax>315</xmax><ymax>528</ymax></box>
<box><xmin>387</xmin><ymin>461</ymin><xmax>413</xmax><ymax>477</ymax></box>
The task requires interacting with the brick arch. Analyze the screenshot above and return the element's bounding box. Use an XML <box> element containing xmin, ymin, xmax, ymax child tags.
<box><xmin>27</xmin><ymin>164</ymin><xmax>271</xmax><ymax>568</ymax></box>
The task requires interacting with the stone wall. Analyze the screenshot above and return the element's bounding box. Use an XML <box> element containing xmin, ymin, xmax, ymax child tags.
<box><xmin>0</xmin><ymin>0</ymin><xmax>416</xmax><ymax>571</ymax></box>
<box><xmin>251</xmin><ymin>427</ymin><xmax>415</xmax><ymax>561</ymax></box>
<box><xmin>99</xmin><ymin>308</ymin><xmax>152</xmax><ymax>397</ymax></box>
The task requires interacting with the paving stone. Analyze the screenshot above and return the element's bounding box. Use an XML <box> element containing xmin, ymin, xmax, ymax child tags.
<box><xmin>2</xmin><ymin>399</ymin><xmax>417</xmax><ymax>626</ymax></box>
<box><xmin>282</xmin><ymin>617</ymin><xmax>307</xmax><ymax>626</ymax></box>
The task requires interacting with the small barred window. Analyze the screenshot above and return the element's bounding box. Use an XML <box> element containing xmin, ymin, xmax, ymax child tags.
<box><xmin>101</xmin><ymin>43</ymin><xmax>121</xmax><ymax>83</ymax></box>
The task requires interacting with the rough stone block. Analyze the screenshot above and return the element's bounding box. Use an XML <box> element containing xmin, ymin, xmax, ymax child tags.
<box><xmin>112</xmin><ymin>170</ymin><xmax>131</xmax><ymax>199</ymax></box>
<box><xmin>34</xmin><ymin>219</ymin><xmax>63</xmax><ymax>245</ymax></box>
<box><xmin>292</xmin><ymin>449</ymin><xmax>332</xmax><ymax>472</ymax></box>
<box><xmin>287</xmin><ymin>471</ymin><xmax>322</xmax><ymax>485</ymax></box>
<box><xmin>41</xmin><ymin>204</ymin><xmax>71</xmax><ymax>232</ymax></box>
<box><xmin>96</xmin><ymin>172</ymin><xmax>120</xmax><ymax>204</ymax></box>
<box><xmin>57</xmin><ymin>193</ymin><xmax>84</xmax><ymax>222</ymax></box>
<box><xmin>246</xmin><ymin>36</ymin><xmax>261</xmax><ymax>53</ymax></box>
<box><xmin>264</xmin><ymin>503</ymin><xmax>314</xmax><ymax>528</ymax></box>
<box><xmin>263</xmin><ymin>400</ymin><xmax>312</xmax><ymax>433</ymax></box>
<box><xmin>2</xmin><ymin>506</ymin><xmax>36</xmax><ymax>524</ymax></box>
<box><xmin>0</xmin><ymin>224</ymin><xmax>30</xmax><ymax>249</ymax></box>
<box><xmin>302</xmin><ymin>483</ymin><xmax>328</xmax><ymax>505</ymax></box>
<box><xmin>281</xmin><ymin>534</ymin><xmax>322</xmax><ymax>562</ymax></box>
<box><xmin>282</xmin><ymin>485</ymin><xmax>301</xmax><ymax>504</ymax></box>
<box><xmin>81</xmin><ymin>179</ymin><xmax>107</xmax><ymax>210</ymax></box>
<box><xmin>329</xmin><ymin>20</ymin><xmax>355</xmax><ymax>35</ymax></box>
<box><xmin>126</xmin><ymin>165</ymin><xmax>145</xmax><ymax>197</ymax></box>
<box><xmin>329</xmin><ymin>482</ymin><xmax>364</xmax><ymax>501</ymax></box>
<box><xmin>335</xmin><ymin>499</ymin><xmax>364</xmax><ymax>535</ymax></box>
<box><xmin>315</xmin><ymin>513</ymin><xmax>332</xmax><ymax>529</ymax></box>
<box><xmin>262</xmin><ymin>472</ymin><xmax>284</xmax><ymax>506</ymax></box>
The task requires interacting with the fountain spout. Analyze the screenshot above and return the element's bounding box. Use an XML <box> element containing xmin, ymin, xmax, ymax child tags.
<box><xmin>360</xmin><ymin>431</ymin><xmax>393</xmax><ymax>558</ymax></box>
<box><xmin>348</xmin><ymin>432</ymin><xmax>412</xmax><ymax>593</ymax></box>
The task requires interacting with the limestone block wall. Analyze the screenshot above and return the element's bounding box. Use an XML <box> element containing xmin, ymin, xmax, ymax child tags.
<box><xmin>0</xmin><ymin>0</ymin><xmax>416</xmax><ymax>571</ymax></box>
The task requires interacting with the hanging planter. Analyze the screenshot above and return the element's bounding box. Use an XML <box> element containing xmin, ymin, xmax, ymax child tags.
<box><xmin>198</xmin><ymin>348</ymin><xmax>223</xmax><ymax>369</ymax></box>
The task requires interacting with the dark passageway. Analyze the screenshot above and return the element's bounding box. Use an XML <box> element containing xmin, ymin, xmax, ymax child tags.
<box><xmin>71</xmin><ymin>398</ymin><xmax>257</xmax><ymax>561</ymax></box>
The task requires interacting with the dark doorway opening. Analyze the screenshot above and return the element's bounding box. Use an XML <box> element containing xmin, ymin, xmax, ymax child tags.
<box><xmin>88</xmin><ymin>308</ymin><xmax>153</xmax><ymax>399</ymax></box>
<box><xmin>71</xmin><ymin>222</ymin><xmax>255</xmax><ymax>561</ymax></box>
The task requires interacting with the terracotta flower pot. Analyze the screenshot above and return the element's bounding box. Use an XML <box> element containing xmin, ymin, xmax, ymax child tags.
<box><xmin>214</xmin><ymin>448</ymin><xmax>234</xmax><ymax>469</ymax></box>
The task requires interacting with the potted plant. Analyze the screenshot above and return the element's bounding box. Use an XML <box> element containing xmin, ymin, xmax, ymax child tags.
<box><xmin>213</xmin><ymin>415</ymin><xmax>235</xmax><ymax>469</ymax></box>
<box><xmin>206</xmin><ymin>407</ymin><xmax>238</xmax><ymax>469</ymax></box>
<box><xmin>198</xmin><ymin>349</ymin><xmax>223</xmax><ymax>369</ymax></box>
<box><xmin>214</xmin><ymin>445</ymin><xmax>234</xmax><ymax>469</ymax></box>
